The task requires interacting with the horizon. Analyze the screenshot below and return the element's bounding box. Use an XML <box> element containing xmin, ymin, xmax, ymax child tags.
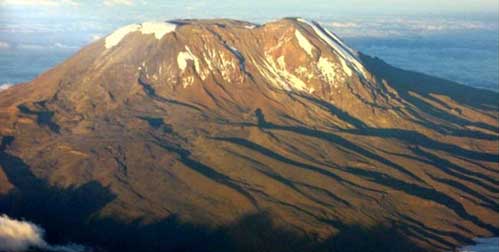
<box><xmin>1</xmin><ymin>0</ymin><xmax>498</xmax><ymax>34</ymax></box>
<box><xmin>1</xmin><ymin>0</ymin><xmax>498</xmax><ymax>91</ymax></box>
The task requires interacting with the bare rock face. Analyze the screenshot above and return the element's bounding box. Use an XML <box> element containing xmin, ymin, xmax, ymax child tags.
<box><xmin>0</xmin><ymin>18</ymin><xmax>498</xmax><ymax>252</ymax></box>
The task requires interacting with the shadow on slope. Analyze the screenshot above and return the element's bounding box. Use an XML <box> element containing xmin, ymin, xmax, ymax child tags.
<box><xmin>359</xmin><ymin>53</ymin><xmax>498</xmax><ymax>112</ymax></box>
<box><xmin>251</xmin><ymin>109</ymin><xmax>498</xmax><ymax>234</ymax></box>
<box><xmin>0</xmin><ymin>136</ymin><xmax>115</xmax><ymax>248</ymax></box>
<box><xmin>359</xmin><ymin>53</ymin><xmax>498</xmax><ymax>135</ymax></box>
<box><xmin>0</xmin><ymin>135</ymin><xmax>424</xmax><ymax>252</ymax></box>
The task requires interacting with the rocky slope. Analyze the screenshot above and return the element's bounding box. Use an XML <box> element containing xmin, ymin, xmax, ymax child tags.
<box><xmin>0</xmin><ymin>18</ymin><xmax>498</xmax><ymax>252</ymax></box>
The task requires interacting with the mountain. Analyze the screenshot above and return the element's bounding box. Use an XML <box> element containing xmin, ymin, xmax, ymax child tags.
<box><xmin>0</xmin><ymin>18</ymin><xmax>498</xmax><ymax>252</ymax></box>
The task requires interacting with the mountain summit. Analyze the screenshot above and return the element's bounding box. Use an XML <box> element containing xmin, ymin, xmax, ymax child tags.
<box><xmin>0</xmin><ymin>18</ymin><xmax>498</xmax><ymax>252</ymax></box>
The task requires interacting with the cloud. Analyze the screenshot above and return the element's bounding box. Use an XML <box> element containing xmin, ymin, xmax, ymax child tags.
<box><xmin>0</xmin><ymin>214</ymin><xmax>47</xmax><ymax>251</ymax></box>
<box><xmin>329</xmin><ymin>22</ymin><xmax>359</xmax><ymax>28</ymax></box>
<box><xmin>0</xmin><ymin>41</ymin><xmax>10</xmax><ymax>49</ymax></box>
<box><xmin>323</xmin><ymin>17</ymin><xmax>498</xmax><ymax>38</ymax></box>
<box><xmin>0</xmin><ymin>214</ymin><xmax>87</xmax><ymax>252</ymax></box>
<box><xmin>90</xmin><ymin>34</ymin><xmax>103</xmax><ymax>42</ymax></box>
<box><xmin>15</xmin><ymin>42</ymin><xmax>80</xmax><ymax>50</ymax></box>
<box><xmin>0</xmin><ymin>83</ymin><xmax>13</xmax><ymax>91</ymax></box>
<box><xmin>103</xmin><ymin>0</ymin><xmax>134</xmax><ymax>6</ymax></box>
<box><xmin>53</xmin><ymin>42</ymin><xmax>79</xmax><ymax>49</ymax></box>
<box><xmin>0</xmin><ymin>0</ymin><xmax>79</xmax><ymax>7</ymax></box>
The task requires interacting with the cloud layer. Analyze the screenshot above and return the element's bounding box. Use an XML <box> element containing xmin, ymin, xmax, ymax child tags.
<box><xmin>0</xmin><ymin>83</ymin><xmax>13</xmax><ymax>91</ymax></box>
<box><xmin>0</xmin><ymin>41</ymin><xmax>10</xmax><ymax>49</ymax></box>
<box><xmin>0</xmin><ymin>214</ymin><xmax>47</xmax><ymax>251</ymax></box>
<box><xmin>323</xmin><ymin>17</ymin><xmax>498</xmax><ymax>38</ymax></box>
<box><xmin>103</xmin><ymin>0</ymin><xmax>134</xmax><ymax>6</ymax></box>
<box><xmin>0</xmin><ymin>214</ymin><xmax>87</xmax><ymax>252</ymax></box>
<box><xmin>0</xmin><ymin>0</ymin><xmax>79</xmax><ymax>7</ymax></box>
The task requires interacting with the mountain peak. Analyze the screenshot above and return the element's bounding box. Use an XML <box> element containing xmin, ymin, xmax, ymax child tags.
<box><xmin>104</xmin><ymin>21</ymin><xmax>177</xmax><ymax>48</ymax></box>
<box><xmin>96</xmin><ymin>18</ymin><xmax>374</xmax><ymax>96</ymax></box>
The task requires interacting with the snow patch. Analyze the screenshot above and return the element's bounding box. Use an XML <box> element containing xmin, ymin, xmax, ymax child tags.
<box><xmin>177</xmin><ymin>46</ymin><xmax>203</xmax><ymax>86</ymax></box>
<box><xmin>105</xmin><ymin>24</ymin><xmax>140</xmax><ymax>48</ymax></box>
<box><xmin>298</xmin><ymin>18</ymin><xmax>367</xmax><ymax>79</ymax></box>
<box><xmin>220</xmin><ymin>53</ymin><xmax>238</xmax><ymax>82</ymax></box>
<box><xmin>294</xmin><ymin>30</ymin><xmax>315</xmax><ymax>57</ymax></box>
<box><xmin>227</xmin><ymin>46</ymin><xmax>243</xmax><ymax>60</ymax></box>
<box><xmin>140</xmin><ymin>22</ymin><xmax>177</xmax><ymax>39</ymax></box>
<box><xmin>201</xmin><ymin>44</ymin><xmax>241</xmax><ymax>83</ymax></box>
<box><xmin>177</xmin><ymin>51</ymin><xmax>190</xmax><ymax>71</ymax></box>
<box><xmin>244</xmin><ymin>25</ymin><xmax>256</xmax><ymax>29</ymax></box>
<box><xmin>338</xmin><ymin>57</ymin><xmax>352</xmax><ymax>77</ymax></box>
<box><xmin>277</xmin><ymin>56</ymin><xmax>286</xmax><ymax>69</ymax></box>
<box><xmin>227</xmin><ymin>45</ymin><xmax>245</xmax><ymax>72</ymax></box>
<box><xmin>254</xmin><ymin>55</ymin><xmax>310</xmax><ymax>92</ymax></box>
<box><xmin>177</xmin><ymin>46</ymin><xmax>200</xmax><ymax>73</ymax></box>
<box><xmin>182</xmin><ymin>76</ymin><xmax>195</xmax><ymax>88</ymax></box>
<box><xmin>317</xmin><ymin>57</ymin><xmax>338</xmax><ymax>87</ymax></box>
<box><xmin>267</xmin><ymin>34</ymin><xmax>293</xmax><ymax>53</ymax></box>
<box><xmin>105</xmin><ymin>21</ymin><xmax>176</xmax><ymax>49</ymax></box>
<box><xmin>295</xmin><ymin>66</ymin><xmax>315</xmax><ymax>80</ymax></box>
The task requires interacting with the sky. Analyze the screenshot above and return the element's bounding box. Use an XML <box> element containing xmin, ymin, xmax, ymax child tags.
<box><xmin>1</xmin><ymin>0</ymin><xmax>498</xmax><ymax>13</ymax></box>
<box><xmin>1</xmin><ymin>0</ymin><xmax>497</xmax><ymax>45</ymax></box>
<box><xmin>1</xmin><ymin>0</ymin><xmax>498</xmax><ymax>22</ymax></box>
<box><xmin>0</xmin><ymin>0</ymin><xmax>498</xmax><ymax>90</ymax></box>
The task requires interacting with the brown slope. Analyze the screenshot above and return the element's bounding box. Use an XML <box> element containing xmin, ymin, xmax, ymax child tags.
<box><xmin>0</xmin><ymin>18</ymin><xmax>498</xmax><ymax>252</ymax></box>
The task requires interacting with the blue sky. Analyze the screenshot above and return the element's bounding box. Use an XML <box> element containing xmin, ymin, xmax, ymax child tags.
<box><xmin>1</xmin><ymin>0</ymin><xmax>498</xmax><ymax>20</ymax></box>
<box><xmin>0</xmin><ymin>0</ymin><xmax>498</xmax><ymax>90</ymax></box>
<box><xmin>1</xmin><ymin>0</ymin><xmax>497</xmax><ymax>43</ymax></box>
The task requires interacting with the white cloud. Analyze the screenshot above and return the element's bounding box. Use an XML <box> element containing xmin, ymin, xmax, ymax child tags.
<box><xmin>0</xmin><ymin>0</ymin><xmax>79</xmax><ymax>6</ymax></box>
<box><xmin>17</xmin><ymin>44</ymin><xmax>46</xmax><ymax>50</ymax></box>
<box><xmin>0</xmin><ymin>214</ymin><xmax>87</xmax><ymax>252</ymax></box>
<box><xmin>330</xmin><ymin>22</ymin><xmax>359</xmax><ymax>28</ymax></box>
<box><xmin>90</xmin><ymin>34</ymin><xmax>103</xmax><ymax>41</ymax></box>
<box><xmin>0</xmin><ymin>214</ymin><xmax>48</xmax><ymax>251</ymax></box>
<box><xmin>14</xmin><ymin>43</ymin><xmax>80</xmax><ymax>50</ymax></box>
<box><xmin>0</xmin><ymin>83</ymin><xmax>13</xmax><ymax>91</ymax></box>
<box><xmin>323</xmin><ymin>17</ymin><xmax>498</xmax><ymax>38</ymax></box>
<box><xmin>0</xmin><ymin>41</ymin><xmax>10</xmax><ymax>49</ymax></box>
<box><xmin>53</xmin><ymin>42</ymin><xmax>79</xmax><ymax>49</ymax></box>
<box><xmin>103</xmin><ymin>0</ymin><xmax>134</xmax><ymax>6</ymax></box>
